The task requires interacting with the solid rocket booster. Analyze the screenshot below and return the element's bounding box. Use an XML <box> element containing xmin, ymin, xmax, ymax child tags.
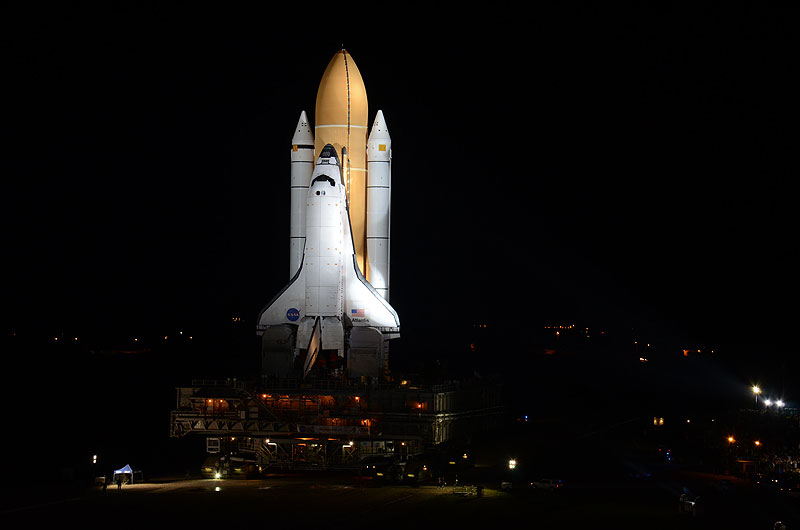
<box><xmin>289</xmin><ymin>111</ymin><xmax>314</xmax><ymax>278</ymax></box>
<box><xmin>366</xmin><ymin>110</ymin><xmax>391</xmax><ymax>301</ymax></box>
<box><xmin>314</xmin><ymin>50</ymin><xmax>369</xmax><ymax>277</ymax></box>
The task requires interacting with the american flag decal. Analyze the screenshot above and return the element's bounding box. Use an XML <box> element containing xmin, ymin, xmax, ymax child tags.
<box><xmin>351</xmin><ymin>308</ymin><xmax>365</xmax><ymax>318</ymax></box>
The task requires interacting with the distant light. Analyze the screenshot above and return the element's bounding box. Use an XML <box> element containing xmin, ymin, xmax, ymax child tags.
<box><xmin>764</xmin><ymin>399</ymin><xmax>773</xmax><ymax>406</ymax></box>
<box><xmin>727</xmin><ymin>436</ymin><xmax>735</xmax><ymax>443</ymax></box>
<box><xmin>754</xmin><ymin>440</ymin><xmax>761</xmax><ymax>446</ymax></box>
<box><xmin>508</xmin><ymin>459</ymin><xmax>517</xmax><ymax>470</ymax></box>
<box><xmin>214</xmin><ymin>472</ymin><xmax>221</xmax><ymax>479</ymax></box>
<box><xmin>214</xmin><ymin>486</ymin><xmax>221</xmax><ymax>491</ymax></box>
<box><xmin>462</xmin><ymin>453</ymin><xmax>468</xmax><ymax>459</ymax></box>
<box><xmin>92</xmin><ymin>454</ymin><xmax>98</xmax><ymax>464</ymax></box>
<box><xmin>752</xmin><ymin>385</ymin><xmax>761</xmax><ymax>395</ymax></box>
<box><xmin>776</xmin><ymin>400</ymin><xmax>785</xmax><ymax>408</ymax></box>
<box><xmin>686</xmin><ymin>419</ymin><xmax>691</xmax><ymax>423</ymax></box>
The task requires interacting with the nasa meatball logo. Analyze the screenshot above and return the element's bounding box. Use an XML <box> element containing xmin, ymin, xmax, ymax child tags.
<box><xmin>286</xmin><ymin>308</ymin><xmax>300</xmax><ymax>322</ymax></box>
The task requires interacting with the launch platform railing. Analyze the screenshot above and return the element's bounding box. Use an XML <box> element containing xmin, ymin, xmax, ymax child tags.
<box><xmin>186</xmin><ymin>377</ymin><xmax>481</xmax><ymax>395</ymax></box>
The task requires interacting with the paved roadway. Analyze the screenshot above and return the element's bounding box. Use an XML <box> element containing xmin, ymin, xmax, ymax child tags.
<box><xmin>0</xmin><ymin>468</ymin><xmax>800</xmax><ymax>530</ymax></box>
<box><xmin>4</xmin><ymin>473</ymin><xmax>777</xmax><ymax>530</ymax></box>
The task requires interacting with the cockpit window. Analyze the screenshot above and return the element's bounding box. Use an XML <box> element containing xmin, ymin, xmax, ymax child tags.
<box><xmin>311</xmin><ymin>175</ymin><xmax>336</xmax><ymax>187</ymax></box>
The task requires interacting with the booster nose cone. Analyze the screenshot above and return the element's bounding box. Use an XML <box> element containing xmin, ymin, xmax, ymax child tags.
<box><xmin>368</xmin><ymin>110</ymin><xmax>390</xmax><ymax>141</ymax></box>
<box><xmin>292</xmin><ymin>110</ymin><xmax>314</xmax><ymax>146</ymax></box>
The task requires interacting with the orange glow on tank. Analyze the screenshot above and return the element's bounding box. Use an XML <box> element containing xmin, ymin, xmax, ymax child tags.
<box><xmin>314</xmin><ymin>49</ymin><xmax>369</xmax><ymax>275</ymax></box>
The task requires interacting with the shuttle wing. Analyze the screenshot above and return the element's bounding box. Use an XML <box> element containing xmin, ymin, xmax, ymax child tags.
<box><xmin>257</xmin><ymin>258</ymin><xmax>307</xmax><ymax>333</ymax></box>
<box><xmin>344</xmin><ymin>253</ymin><xmax>399</xmax><ymax>332</ymax></box>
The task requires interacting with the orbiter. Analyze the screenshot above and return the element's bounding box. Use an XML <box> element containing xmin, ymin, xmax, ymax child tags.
<box><xmin>257</xmin><ymin>50</ymin><xmax>398</xmax><ymax>381</ymax></box>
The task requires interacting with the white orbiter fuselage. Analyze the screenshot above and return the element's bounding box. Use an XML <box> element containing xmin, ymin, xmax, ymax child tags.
<box><xmin>257</xmin><ymin>145</ymin><xmax>399</xmax><ymax>379</ymax></box>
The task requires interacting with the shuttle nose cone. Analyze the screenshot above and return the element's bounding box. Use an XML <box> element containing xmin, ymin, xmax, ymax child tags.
<box><xmin>319</xmin><ymin>143</ymin><xmax>339</xmax><ymax>163</ymax></box>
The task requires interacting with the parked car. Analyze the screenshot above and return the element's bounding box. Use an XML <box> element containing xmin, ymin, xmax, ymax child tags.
<box><xmin>531</xmin><ymin>478</ymin><xmax>563</xmax><ymax>491</ymax></box>
<box><xmin>201</xmin><ymin>455</ymin><xmax>221</xmax><ymax>478</ymax></box>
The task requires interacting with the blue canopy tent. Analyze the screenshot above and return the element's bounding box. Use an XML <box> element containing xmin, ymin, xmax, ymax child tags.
<box><xmin>113</xmin><ymin>464</ymin><xmax>142</xmax><ymax>484</ymax></box>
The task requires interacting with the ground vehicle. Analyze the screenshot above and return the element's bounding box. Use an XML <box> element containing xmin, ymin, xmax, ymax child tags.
<box><xmin>531</xmin><ymin>478</ymin><xmax>563</xmax><ymax>490</ymax></box>
<box><xmin>201</xmin><ymin>456</ymin><xmax>221</xmax><ymax>478</ymax></box>
<box><xmin>229</xmin><ymin>455</ymin><xmax>258</xmax><ymax>478</ymax></box>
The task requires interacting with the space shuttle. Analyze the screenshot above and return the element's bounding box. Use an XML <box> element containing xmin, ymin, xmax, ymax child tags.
<box><xmin>257</xmin><ymin>50</ymin><xmax>399</xmax><ymax>381</ymax></box>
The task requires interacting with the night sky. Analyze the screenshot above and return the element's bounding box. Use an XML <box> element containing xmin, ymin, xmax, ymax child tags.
<box><xmin>3</xmin><ymin>6</ymin><xmax>798</xmax><ymax>372</ymax></box>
